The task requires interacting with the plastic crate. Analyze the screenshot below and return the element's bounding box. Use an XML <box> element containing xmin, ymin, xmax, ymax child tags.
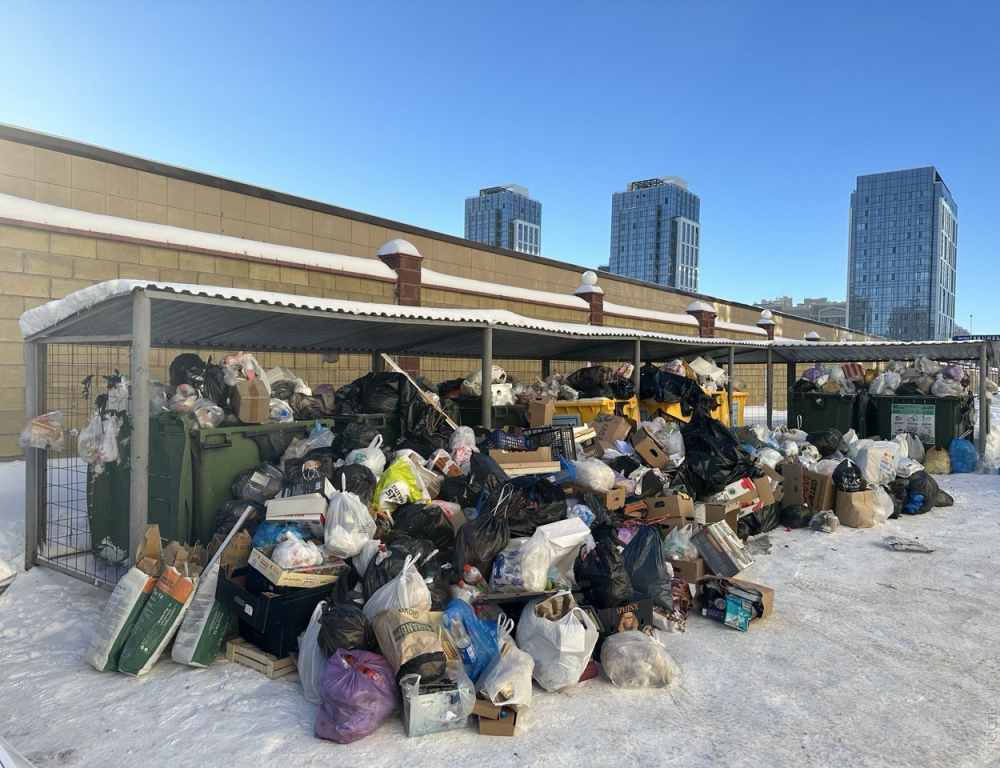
<box><xmin>523</xmin><ymin>425</ymin><xmax>578</xmax><ymax>461</ymax></box>
<box><xmin>329</xmin><ymin>412</ymin><xmax>401</xmax><ymax>446</ymax></box>
<box><xmin>484</xmin><ymin>429</ymin><xmax>530</xmax><ymax>451</ymax></box>
<box><xmin>543</xmin><ymin>456</ymin><xmax>577</xmax><ymax>485</ymax></box>
<box><xmin>552</xmin><ymin>397</ymin><xmax>638</xmax><ymax>425</ymax></box>
<box><xmin>868</xmin><ymin>394</ymin><xmax>974</xmax><ymax>448</ymax></box>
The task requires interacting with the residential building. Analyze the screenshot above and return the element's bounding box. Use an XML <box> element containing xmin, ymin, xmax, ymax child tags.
<box><xmin>847</xmin><ymin>167</ymin><xmax>958</xmax><ymax>340</ymax></box>
<box><xmin>758</xmin><ymin>296</ymin><xmax>847</xmax><ymax>327</ymax></box>
<box><xmin>464</xmin><ymin>184</ymin><xmax>541</xmax><ymax>255</ymax></box>
<box><xmin>608</xmin><ymin>176</ymin><xmax>700</xmax><ymax>290</ymax></box>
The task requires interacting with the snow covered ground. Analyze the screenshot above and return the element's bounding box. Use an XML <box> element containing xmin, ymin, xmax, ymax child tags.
<box><xmin>1</xmin><ymin>461</ymin><xmax>999</xmax><ymax>767</ymax></box>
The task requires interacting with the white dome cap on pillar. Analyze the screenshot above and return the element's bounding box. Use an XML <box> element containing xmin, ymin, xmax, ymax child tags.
<box><xmin>377</xmin><ymin>238</ymin><xmax>422</xmax><ymax>258</ymax></box>
<box><xmin>574</xmin><ymin>270</ymin><xmax>604</xmax><ymax>295</ymax></box>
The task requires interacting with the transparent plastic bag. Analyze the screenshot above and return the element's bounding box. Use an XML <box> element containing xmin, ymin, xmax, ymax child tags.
<box><xmin>663</xmin><ymin>524</ymin><xmax>695</xmax><ymax>560</ymax></box>
<box><xmin>297</xmin><ymin>601</ymin><xmax>329</xmax><ymax>705</ymax></box>
<box><xmin>268</xmin><ymin>398</ymin><xmax>294</xmax><ymax>423</ymax></box>
<box><xmin>170</xmin><ymin>384</ymin><xmax>199</xmax><ymax>413</ymax></box>
<box><xmin>149</xmin><ymin>382</ymin><xmax>171</xmax><ymax>413</ymax></box>
<box><xmin>78</xmin><ymin>413</ymin><xmax>103</xmax><ymax>463</ymax></box>
<box><xmin>449</xmin><ymin>426</ymin><xmax>477</xmax><ymax>451</ymax></box>
<box><xmin>490</xmin><ymin>532</ymin><xmax>552</xmax><ymax>593</ymax></box>
<box><xmin>281</xmin><ymin>421</ymin><xmax>334</xmax><ymax>466</ymax></box>
<box><xmin>99</xmin><ymin>415</ymin><xmax>121</xmax><ymax>463</ymax></box>
<box><xmin>924</xmin><ymin>446</ymin><xmax>951</xmax><ymax>475</ymax></box>
<box><xmin>931</xmin><ymin>377</ymin><xmax>963</xmax><ymax>397</ymax></box>
<box><xmin>949</xmin><ymin>438</ymin><xmax>977</xmax><ymax>474</ymax></box>
<box><xmin>476</xmin><ymin>617</ymin><xmax>533</xmax><ymax>711</ymax></box>
<box><xmin>660</xmin><ymin>422</ymin><xmax>685</xmax><ymax>457</ymax></box>
<box><xmin>19</xmin><ymin>411</ymin><xmax>64</xmax><ymax>451</ymax></box>
<box><xmin>399</xmin><ymin>667</ymin><xmax>475</xmax><ymax>735</ymax></box>
<box><xmin>271</xmin><ymin>533</ymin><xmax>324</xmax><ymax>569</ymax></box>
<box><xmin>191</xmin><ymin>398</ymin><xmax>224</xmax><ymax>430</ymax></box>
<box><xmin>346</xmin><ymin>435</ymin><xmax>386</xmax><ymax>477</ymax></box>
<box><xmin>600</xmin><ymin>630</ymin><xmax>679</xmax><ymax>688</ymax></box>
<box><xmin>324</xmin><ymin>480</ymin><xmax>377</xmax><ymax>559</ymax></box>
<box><xmin>220</xmin><ymin>352</ymin><xmax>270</xmax><ymax>393</ymax></box>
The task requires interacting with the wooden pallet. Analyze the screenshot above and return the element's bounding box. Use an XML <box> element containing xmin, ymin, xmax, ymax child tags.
<box><xmin>225</xmin><ymin>638</ymin><xmax>296</xmax><ymax>679</ymax></box>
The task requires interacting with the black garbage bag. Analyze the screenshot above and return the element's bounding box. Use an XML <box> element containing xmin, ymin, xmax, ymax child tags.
<box><xmin>895</xmin><ymin>381</ymin><xmax>922</xmax><ymax>396</ymax></box>
<box><xmin>318</xmin><ymin>602</ymin><xmax>378</xmax><ymax>655</ymax></box>
<box><xmin>791</xmin><ymin>378</ymin><xmax>817</xmax><ymax>393</ymax></box>
<box><xmin>674</xmin><ymin>408</ymin><xmax>754</xmax><ymax>498</ymax></box>
<box><xmin>196</xmin><ymin>358</ymin><xmax>229</xmax><ymax>407</ymax></box>
<box><xmin>634</xmin><ymin>467</ymin><xmax>666</xmax><ymax>499</ymax></box>
<box><xmin>333</xmin><ymin>380</ymin><xmax>364</xmax><ymax>415</ymax></box>
<box><xmin>437</xmin><ymin>378</ymin><xmax>465</xmax><ymax>399</ymax></box>
<box><xmin>452</xmin><ymin>488</ymin><xmax>517</xmax><ymax>575</ymax></box>
<box><xmin>362</xmin><ymin>541</ymin><xmax>436</xmax><ymax>601</ymax></box>
<box><xmin>652</xmin><ymin>371</ymin><xmax>715</xmax><ymax>417</ymax></box>
<box><xmin>329</xmin><ymin>464</ymin><xmax>378</xmax><ymax>505</ymax></box>
<box><xmin>608</xmin><ymin>454</ymin><xmax>642</xmax><ymax>478</ymax></box>
<box><xmin>270</xmin><ymin>380</ymin><xmax>296</xmax><ymax>402</ymax></box>
<box><xmin>531</xmin><ymin>478</ymin><xmax>568</xmax><ymax>526</ymax></box>
<box><xmin>779</xmin><ymin>504</ymin><xmax>813</xmax><ymax>529</ymax></box>
<box><xmin>333</xmin><ymin>423</ymin><xmax>382</xmax><ymax>459</ymax></box>
<box><xmin>419</xmin><ymin>559</ymin><xmax>451</xmax><ymax>611</ymax></box>
<box><xmin>442</xmin><ymin>452</ymin><xmax>510</xmax><ymax>509</ymax></box>
<box><xmin>638</xmin><ymin>363</ymin><xmax>660</xmax><ymax>401</ymax></box>
<box><xmin>289</xmin><ymin>392</ymin><xmax>328</xmax><ymax>421</ymax></box>
<box><xmin>399</xmin><ymin>379</ymin><xmax>453</xmax><ymax>448</ymax></box>
<box><xmin>935</xmin><ymin>488</ymin><xmax>955</xmax><ymax>507</ymax></box>
<box><xmin>573</xmin><ymin>524</ymin><xmax>632</xmax><ymax>609</ymax></box>
<box><xmin>390</xmin><ymin>503</ymin><xmax>455</xmax><ymax>552</ymax></box>
<box><xmin>832</xmin><ymin>459</ymin><xmax>865</xmax><ymax>493</ymax></box>
<box><xmin>360</xmin><ymin>372</ymin><xmax>407</xmax><ymax>414</ymax></box>
<box><xmin>887</xmin><ymin>479</ymin><xmax>909</xmax><ymax>520</ymax></box>
<box><xmin>622</xmin><ymin>525</ymin><xmax>672</xmax><ymax>607</ymax></box>
<box><xmin>284</xmin><ymin>451</ymin><xmax>339</xmax><ymax>484</ymax></box>
<box><xmin>169</xmin><ymin>353</ymin><xmax>204</xmax><ymax>387</ymax></box>
<box><xmin>213</xmin><ymin>499</ymin><xmax>265</xmax><ymax>537</ymax></box>
<box><xmin>738</xmin><ymin>504</ymin><xmax>781</xmax><ymax>538</ymax></box>
<box><xmin>904</xmin><ymin>471</ymin><xmax>939</xmax><ymax>515</ymax></box>
<box><xmin>610</xmin><ymin>376</ymin><xmax>635</xmax><ymax>400</ymax></box>
<box><xmin>231</xmin><ymin>463</ymin><xmax>283</xmax><ymax>502</ymax></box>
<box><xmin>806</xmin><ymin>429</ymin><xmax>844</xmax><ymax>458</ymax></box>
<box><xmin>566</xmin><ymin>366</ymin><xmax>612</xmax><ymax>398</ymax></box>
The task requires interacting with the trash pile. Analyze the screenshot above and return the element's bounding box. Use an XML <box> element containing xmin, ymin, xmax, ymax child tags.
<box><xmin>791</xmin><ymin>356</ymin><xmax>980</xmax><ymax>400</ymax></box>
<box><xmin>438</xmin><ymin>363</ymin><xmax>637</xmax><ymax>407</ymax></box>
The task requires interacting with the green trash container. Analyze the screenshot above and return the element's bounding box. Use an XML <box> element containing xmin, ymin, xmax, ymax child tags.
<box><xmin>867</xmin><ymin>394</ymin><xmax>975</xmax><ymax>448</ymax></box>
<box><xmin>452</xmin><ymin>397</ymin><xmax>529</xmax><ymax>429</ymax></box>
<box><xmin>87</xmin><ymin>413</ymin><xmax>195</xmax><ymax>565</ymax></box>
<box><xmin>787</xmin><ymin>391</ymin><xmax>869</xmax><ymax>437</ymax></box>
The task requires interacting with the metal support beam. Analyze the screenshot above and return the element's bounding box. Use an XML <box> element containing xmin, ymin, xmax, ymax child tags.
<box><xmin>979</xmin><ymin>343</ymin><xmax>989</xmax><ymax>458</ymax></box>
<box><xmin>728</xmin><ymin>346</ymin><xmax>735</xmax><ymax>427</ymax></box>
<box><xmin>129</xmin><ymin>291</ymin><xmax>151</xmax><ymax>567</ymax></box>
<box><xmin>633</xmin><ymin>339</ymin><xmax>642</xmax><ymax>391</ymax></box>
<box><xmin>23</xmin><ymin>341</ymin><xmax>46</xmax><ymax>571</ymax></box>
<box><xmin>372</xmin><ymin>352</ymin><xmax>385</xmax><ymax>373</ymax></box>
<box><xmin>765</xmin><ymin>347</ymin><xmax>774</xmax><ymax>430</ymax></box>
<box><xmin>481</xmin><ymin>327</ymin><xmax>493</xmax><ymax>428</ymax></box>
<box><xmin>541</xmin><ymin>359</ymin><xmax>551</xmax><ymax>379</ymax></box>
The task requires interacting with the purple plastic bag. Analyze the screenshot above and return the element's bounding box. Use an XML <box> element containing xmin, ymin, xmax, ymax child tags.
<box><xmin>314</xmin><ymin>649</ymin><xmax>398</xmax><ymax>744</ymax></box>
<box><xmin>942</xmin><ymin>363</ymin><xmax>964</xmax><ymax>381</ymax></box>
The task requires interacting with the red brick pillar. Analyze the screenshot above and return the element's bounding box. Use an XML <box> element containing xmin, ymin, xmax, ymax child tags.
<box><xmin>685</xmin><ymin>301</ymin><xmax>717</xmax><ymax>338</ymax></box>
<box><xmin>377</xmin><ymin>239</ymin><xmax>423</xmax><ymax>376</ymax></box>
<box><xmin>756</xmin><ymin>310</ymin><xmax>776</xmax><ymax>340</ymax></box>
<box><xmin>573</xmin><ymin>270</ymin><xmax>604</xmax><ymax>325</ymax></box>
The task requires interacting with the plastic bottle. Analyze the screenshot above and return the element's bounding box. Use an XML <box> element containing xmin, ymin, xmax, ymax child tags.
<box><xmin>449</xmin><ymin>615</ymin><xmax>478</xmax><ymax>666</ymax></box>
<box><xmin>463</xmin><ymin>564</ymin><xmax>486</xmax><ymax>591</ymax></box>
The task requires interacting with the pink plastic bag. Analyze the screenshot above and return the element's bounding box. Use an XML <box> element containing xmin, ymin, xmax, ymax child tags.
<box><xmin>314</xmin><ymin>649</ymin><xmax>398</xmax><ymax>744</ymax></box>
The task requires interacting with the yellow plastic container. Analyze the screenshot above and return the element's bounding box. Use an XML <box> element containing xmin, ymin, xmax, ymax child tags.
<box><xmin>641</xmin><ymin>390</ymin><xmax>736</xmax><ymax>426</ymax></box>
<box><xmin>552</xmin><ymin>396</ymin><xmax>639</xmax><ymax>425</ymax></box>
<box><xmin>730</xmin><ymin>391</ymin><xmax>749</xmax><ymax>427</ymax></box>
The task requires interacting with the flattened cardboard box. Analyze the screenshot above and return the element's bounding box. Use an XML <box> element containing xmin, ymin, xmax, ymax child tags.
<box><xmin>247</xmin><ymin>548</ymin><xmax>342</xmax><ymax>587</ymax></box>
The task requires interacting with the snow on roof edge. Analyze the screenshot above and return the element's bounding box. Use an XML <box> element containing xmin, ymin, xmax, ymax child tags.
<box><xmin>0</xmin><ymin>192</ymin><xmax>397</xmax><ymax>280</ymax></box>
<box><xmin>423</xmin><ymin>268</ymin><xmax>588</xmax><ymax>310</ymax></box>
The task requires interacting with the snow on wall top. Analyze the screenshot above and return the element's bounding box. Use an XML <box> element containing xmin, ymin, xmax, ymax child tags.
<box><xmin>376</xmin><ymin>238</ymin><xmax>422</xmax><ymax>258</ymax></box>
<box><xmin>685</xmin><ymin>300</ymin><xmax>716</xmax><ymax>313</ymax></box>
<box><xmin>0</xmin><ymin>192</ymin><xmax>397</xmax><ymax>280</ymax></box>
<box><xmin>422</xmin><ymin>268</ymin><xmax>589</xmax><ymax>310</ymax></box>
<box><xmin>21</xmin><ymin>279</ymin><xmax>754</xmax><ymax>345</ymax></box>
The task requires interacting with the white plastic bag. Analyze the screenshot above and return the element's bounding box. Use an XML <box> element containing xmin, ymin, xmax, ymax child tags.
<box><xmin>352</xmin><ymin>539</ymin><xmax>382</xmax><ymax>579</ymax></box>
<box><xmin>572</xmin><ymin>458</ymin><xmax>616</xmax><ymax>492</ymax></box>
<box><xmin>220</xmin><ymin>351</ymin><xmax>270</xmax><ymax>393</ymax></box>
<box><xmin>872</xmin><ymin>485</ymin><xmax>893</xmax><ymax>525</ymax></box>
<box><xmin>855</xmin><ymin>441</ymin><xmax>900</xmax><ymax>486</ymax></box>
<box><xmin>399</xmin><ymin>667</ymin><xmax>475</xmax><ymax>736</ymax></box>
<box><xmin>324</xmin><ymin>481</ymin><xmax>377</xmax><ymax>559</ymax></box>
<box><xmin>490</xmin><ymin>532</ymin><xmax>552</xmax><ymax>593</ymax></box>
<box><xmin>476</xmin><ymin>616</ymin><xmax>533</xmax><ymax>711</ymax></box>
<box><xmin>515</xmin><ymin>593</ymin><xmax>598</xmax><ymax>691</ymax></box>
<box><xmin>191</xmin><ymin>398</ymin><xmax>224</xmax><ymax>430</ymax></box>
<box><xmin>931</xmin><ymin>377</ymin><xmax>963</xmax><ymax>397</ymax></box>
<box><xmin>297</xmin><ymin>601</ymin><xmax>328</xmax><ymax>704</ymax></box>
<box><xmin>98</xmin><ymin>415</ymin><xmax>121</xmax><ymax>463</ymax></box>
<box><xmin>460</xmin><ymin>365</ymin><xmax>507</xmax><ymax>397</ymax></box>
<box><xmin>600</xmin><ymin>630</ymin><xmax>680</xmax><ymax>688</ymax></box>
<box><xmin>895</xmin><ymin>432</ymin><xmax>925</xmax><ymax>464</ymax></box>
<box><xmin>534</xmin><ymin>518</ymin><xmax>591</xmax><ymax>577</ymax></box>
<box><xmin>271</xmin><ymin>535</ymin><xmax>324</xmax><ymax>569</ymax></box>
<box><xmin>362</xmin><ymin>555</ymin><xmax>432</xmax><ymax>622</ymax></box>
<box><xmin>345</xmin><ymin>435</ymin><xmax>386</xmax><ymax>477</ymax></box>
<box><xmin>895</xmin><ymin>457</ymin><xmax>924</xmax><ymax>478</ymax></box>
<box><xmin>449</xmin><ymin>427</ymin><xmax>477</xmax><ymax>450</ymax></box>
<box><xmin>78</xmin><ymin>412</ymin><xmax>104</xmax><ymax>464</ymax></box>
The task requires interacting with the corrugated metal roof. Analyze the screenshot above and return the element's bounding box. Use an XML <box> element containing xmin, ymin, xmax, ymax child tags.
<box><xmin>730</xmin><ymin>338</ymin><xmax>997</xmax><ymax>364</ymax></box>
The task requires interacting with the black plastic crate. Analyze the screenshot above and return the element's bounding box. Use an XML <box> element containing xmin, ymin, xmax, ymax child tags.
<box><xmin>523</xmin><ymin>425</ymin><xmax>578</xmax><ymax>461</ymax></box>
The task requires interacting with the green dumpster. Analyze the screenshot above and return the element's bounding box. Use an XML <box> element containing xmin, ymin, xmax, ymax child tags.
<box><xmin>787</xmin><ymin>391</ymin><xmax>869</xmax><ymax>437</ymax></box>
<box><xmin>328</xmin><ymin>412</ymin><xmax>402</xmax><ymax>446</ymax></box>
<box><xmin>452</xmin><ymin>397</ymin><xmax>529</xmax><ymax>429</ymax></box>
<box><xmin>867</xmin><ymin>394</ymin><xmax>975</xmax><ymax>448</ymax></box>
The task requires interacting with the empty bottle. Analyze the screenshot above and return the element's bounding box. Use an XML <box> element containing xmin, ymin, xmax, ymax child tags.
<box><xmin>449</xmin><ymin>615</ymin><xmax>478</xmax><ymax>666</ymax></box>
<box><xmin>463</xmin><ymin>564</ymin><xmax>486</xmax><ymax>591</ymax></box>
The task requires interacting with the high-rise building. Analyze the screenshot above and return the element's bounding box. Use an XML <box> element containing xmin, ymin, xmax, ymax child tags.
<box><xmin>758</xmin><ymin>296</ymin><xmax>847</xmax><ymax>327</ymax></box>
<box><xmin>847</xmin><ymin>167</ymin><xmax>958</xmax><ymax>340</ymax></box>
<box><xmin>464</xmin><ymin>184</ymin><xmax>541</xmax><ymax>255</ymax></box>
<box><xmin>608</xmin><ymin>176</ymin><xmax>700</xmax><ymax>290</ymax></box>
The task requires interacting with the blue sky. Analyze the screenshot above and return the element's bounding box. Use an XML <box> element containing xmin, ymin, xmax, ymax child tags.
<box><xmin>1</xmin><ymin>1</ymin><xmax>997</xmax><ymax>333</ymax></box>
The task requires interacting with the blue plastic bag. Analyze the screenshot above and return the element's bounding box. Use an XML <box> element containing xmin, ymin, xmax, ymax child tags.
<box><xmin>251</xmin><ymin>521</ymin><xmax>312</xmax><ymax>550</ymax></box>
<box><xmin>949</xmin><ymin>438</ymin><xmax>976</xmax><ymax>474</ymax></box>
<box><xmin>441</xmin><ymin>599</ymin><xmax>498</xmax><ymax>682</ymax></box>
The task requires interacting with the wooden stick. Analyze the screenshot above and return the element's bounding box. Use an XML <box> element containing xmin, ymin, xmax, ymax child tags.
<box><xmin>380</xmin><ymin>353</ymin><xmax>460</xmax><ymax>430</ymax></box>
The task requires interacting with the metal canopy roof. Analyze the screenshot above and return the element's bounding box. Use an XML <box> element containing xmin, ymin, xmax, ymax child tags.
<box><xmin>726</xmin><ymin>338</ymin><xmax>997</xmax><ymax>365</ymax></box>
<box><xmin>20</xmin><ymin>281</ymin><xmax>767</xmax><ymax>362</ymax></box>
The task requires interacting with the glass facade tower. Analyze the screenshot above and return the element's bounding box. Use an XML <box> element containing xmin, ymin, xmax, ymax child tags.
<box><xmin>608</xmin><ymin>176</ymin><xmax>700</xmax><ymax>290</ymax></box>
<box><xmin>464</xmin><ymin>184</ymin><xmax>541</xmax><ymax>255</ymax></box>
<box><xmin>847</xmin><ymin>167</ymin><xmax>958</xmax><ymax>340</ymax></box>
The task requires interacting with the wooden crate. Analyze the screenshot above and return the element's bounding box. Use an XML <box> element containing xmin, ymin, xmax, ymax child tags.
<box><xmin>225</xmin><ymin>638</ymin><xmax>296</xmax><ymax>679</ymax></box>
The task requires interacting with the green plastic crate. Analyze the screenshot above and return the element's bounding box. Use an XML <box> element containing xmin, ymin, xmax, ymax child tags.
<box><xmin>452</xmin><ymin>397</ymin><xmax>529</xmax><ymax>429</ymax></box>
<box><xmin>787</xmin><ymin>391</ymin><xmax>868</xmax><ymax>437</ymax></box>
<box><xmin>868</xmin><ymin>394</ymin><xmax>975</xmax><ymax>448</ymax></box>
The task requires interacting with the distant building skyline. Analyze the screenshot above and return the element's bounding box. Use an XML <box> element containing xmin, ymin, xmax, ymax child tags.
<box><xmin>464</xmin><ymin>184</ymin><xmax>541</xmax><ymax>255</ymax></box>
<box><xmin>758</xmin><ymin>295</ymin><xmax>847</xmax><ymax>328</ymax></box>
<box><xmin>607</xmin><ymin>176</ymin><xmax>700</xmax><ymax>291</ymax></box>
<box><xmin>847</xmin><ymin>166</ymin><xmax>958</xmax><ymax>340</ymax></box>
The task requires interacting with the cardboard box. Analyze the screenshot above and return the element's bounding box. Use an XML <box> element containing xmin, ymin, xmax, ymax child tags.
<box><xmin>644</xmin><ymin>492</ymin><xmax>695</xmax><ymax>523</ymax></box>
<box><xmin>594</xmin><ymin>592</ymin><xmax>653</xmax><ymax>636</ymax></box>
<box><xmin>781</xmin><ymin>464</ymin><xmax>836</xmax><ymax>511</ymax></box>
<box><xmin>760</xmin><ymin>464</ymin><xmax>784</xmax><ymax>504</ymax></box>
<box><xmin>630</xmin><ymin>427</ymin><xmax>673</xmax><ymax>469</ymax></box>
<box><xmin>264</xmin><ymin>495</ymin><xmax>327</xmax><ymax>526</ymax></box>
<box><xmin>566</xmin><ymin>482</ymin><xmax>627</xmax><ymax>511</ymax></box>
<box><xmin>590</xmin><ymin>413</ymin><xmax>633</xmax><ymax>449</ymax></box>
<box><xmin>247</xmin><ymin>547</ymin><xmax>344</xmax><ymax>588</ymax></box>
<box><xmin>669</xmin><ymin>557</ymin><xmax>706</xmax><ymax>584</ymax></box>
<box><xmin>492</xmin><ymin>446</ymin><xmax>554</xmax><ymax>467</ymax></box>
<box><xmin>704</xmin><ymin>502</ymin><xmax>739</xmax><ymax>534</ymax></box>
<box><xmin>278</xmin><ymin>478</ymin><xmax>335</xmax><ymax>500</ymax></box>
<box><xmin>835</xmin><ymin>489</ymin><xmax>875</xmax><ymax>528</ymax></box>
<box><xmin>232</xmin><ymin>379</ymin><xmax>270</xmax><ymax>424</ymax></box>
<box><xmin>528</xmin><ymin>396</ymin><xmax>555</xmax><ymax>427</ymax></box>
<box><xmin>473</xmin><ymin>699</ymin><xmax>518</xmax><ymax>736</ymax></box>
<box><xmin>692</xmin><ymin>521</ymin><xmax>754</xmax><ymax>578</ymax></box>
<box><xmin>206</xmin><ymin>529</ymin><xmax>253</xmax><ymax>570</ymax></box>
